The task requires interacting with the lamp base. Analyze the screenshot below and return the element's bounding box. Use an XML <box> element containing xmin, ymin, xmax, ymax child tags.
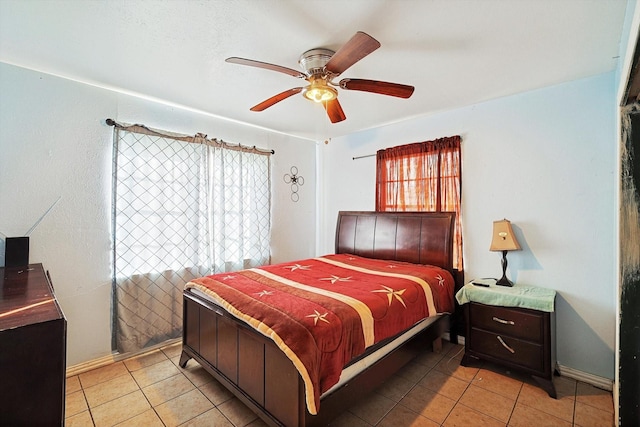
<box><xmin>496</xmin><ymin>250</ymin><xmax>514</xmax><ymax>286</ymax></box>
<box><xmin>495</xmin><ymin>275</ymin><xmax>514</xmax><ymax>287</ymax></box>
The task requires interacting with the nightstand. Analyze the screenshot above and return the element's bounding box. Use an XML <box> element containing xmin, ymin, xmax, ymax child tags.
<box><xmin>456</xmin><ymin>281</ymin><xmax>557</xmax><ymax>398</ymax></box>
<box><xmin>0</xmin><ymin>264</ymin><xmax>67</xmax><ymax>424</ymax></box>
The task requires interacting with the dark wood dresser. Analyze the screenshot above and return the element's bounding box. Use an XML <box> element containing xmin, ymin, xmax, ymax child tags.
<box><xmin>458</xmin><ymin>283</ymin><xmax>556</xmax><ymax>398</ymax></box>
<box><xmin>0</xmin><ymin>263</ymin><xmax>67</xmax><ymax>425</ymax></box>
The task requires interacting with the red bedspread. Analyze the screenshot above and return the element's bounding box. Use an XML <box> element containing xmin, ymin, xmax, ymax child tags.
<box><xmin>185</xmin><ymin>253</ymin><xmax>454</xmax><ymax>414</ymax></box>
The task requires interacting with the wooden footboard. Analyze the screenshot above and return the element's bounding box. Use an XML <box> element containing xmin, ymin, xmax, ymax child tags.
<box><xmin>180</xmin><ymin>290</ymin><xmax>450</xmax><ymax>427</ymax></box>
<box><xmin>181</xmin><ymin>291</ymin><xmax>304</xmax><ymax>426</ymax></box>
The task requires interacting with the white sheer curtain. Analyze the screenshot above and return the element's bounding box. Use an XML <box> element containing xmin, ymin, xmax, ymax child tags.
<box><xmin>208</xmin><ymin>144</ymin><xmax>272</xmax><ymax>272</ymax></box>
<box><xmin>111</xmin><ymin>124</ymin><xmax>271</xmax><ymax>353</ymax></box>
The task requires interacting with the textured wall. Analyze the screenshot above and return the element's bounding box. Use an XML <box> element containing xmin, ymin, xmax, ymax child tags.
<box><xmin>320</xmin><ymin>73</ymin><xmax>617</xmax><ymax>379</ymax></box>
<box><xmin>0</xmin><ymin>62</ymin><xmax>317</xmax><ymax>365</ymax></box>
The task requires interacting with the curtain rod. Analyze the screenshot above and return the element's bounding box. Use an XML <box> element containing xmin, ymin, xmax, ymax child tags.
<box><xmin>352</xmin><ymin>154</ymin><xmax>376</xmax><ymax>160</ymax></box>
<box><xmin>105</xmin><ymin>118</ymin><xmax>275</xmax><ymax>155</ymax></box>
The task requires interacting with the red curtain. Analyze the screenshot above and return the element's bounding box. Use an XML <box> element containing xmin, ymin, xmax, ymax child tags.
<box><xmin>376</xmin><ymin>135</ymin><xmax>463</xmax><ymax>269</ymax></box>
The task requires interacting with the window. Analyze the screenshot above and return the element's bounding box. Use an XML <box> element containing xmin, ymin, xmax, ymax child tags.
<box><xmin>111</xmin><ymin>123</ymin><xmax>271</xmax><ymax>353</ymax></box>
<box><xmin>376</xmin><ymin>135</ymin><xmax>463</xmax><ymax>269</ymax></box>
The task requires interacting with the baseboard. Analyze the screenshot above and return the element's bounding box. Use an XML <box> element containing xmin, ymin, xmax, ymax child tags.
<box><xmin>443</xmin><ymin>334</ymin><xmax>613</xmax><ymax>392</ymax></box>
<box><xmin>66</xmin><ymin>353</ymin><xmax>118</xmax><ymax>378</ymax></box>
<box><xmin>556</xmin><ymin>364</ymin><xmax>614</xmax><ymax>391</ymax></box>
<box><xmin>66</xmin><ymin>338</ymin><xmax>181</xmax><ymax>378</ymax></box>
<box><xmin>67</xmin><ymin>336</ymin><xmax>613</xmax><ymax>394</ymax></box>
<box><xmin>444</xmin><ymin>332</ymin><xmax>465</xmax><ymax>346</ymax></box>
<box><xmin>69</xmin><ymin>334</ymin><xmax>463</xmax><ymax>377</ymax></box>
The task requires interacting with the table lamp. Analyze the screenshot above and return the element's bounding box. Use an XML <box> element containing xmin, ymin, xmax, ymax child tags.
<box><xmin>489</xmin><ymin>219</ymin><xmax>521</xmax><ymax>286</ymax></box>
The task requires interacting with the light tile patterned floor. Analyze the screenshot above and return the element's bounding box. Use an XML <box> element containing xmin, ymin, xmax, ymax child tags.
<box><xmin>65</xmin><ymin>341</ymin><xmax>614</xmax><ymax>427</ymax></box>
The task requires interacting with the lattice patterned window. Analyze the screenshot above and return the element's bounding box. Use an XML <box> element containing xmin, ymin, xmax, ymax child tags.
<box><xmin>110</xmin><ymin>122</ymin><xmax>271</xmax><ymax>353</ymax></box>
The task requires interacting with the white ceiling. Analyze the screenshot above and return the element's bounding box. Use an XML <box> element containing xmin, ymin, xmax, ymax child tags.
<box><xmin>0</xmin><ymin>0</ymin><xmax>629</xmax><ymax>141</ymax></box>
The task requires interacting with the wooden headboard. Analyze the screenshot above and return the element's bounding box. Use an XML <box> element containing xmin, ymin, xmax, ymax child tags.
<box><xmin>335</xmin><ymin>211</ymin><xmax>455</xmax><ymax>271</ymax></box>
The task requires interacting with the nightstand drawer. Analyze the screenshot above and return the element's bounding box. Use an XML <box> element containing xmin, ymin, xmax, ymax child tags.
<box><xmin>469</xmin><ymin>303</ymin><xmax>543</xmax><ymax>342</ymax></box>
<box><xmin>469</xmin><ymin>328</ymin><xmax>544</xmax><ymax>372</ymax></box>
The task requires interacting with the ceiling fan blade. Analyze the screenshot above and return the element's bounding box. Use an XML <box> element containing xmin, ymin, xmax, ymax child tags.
<box><xmin>324</xmin><ymin>32</ymin><xmax>381</xmax><ymax>76</ymax></box>
<box><xmin>226</xmin><ymin>57</ymin><xmax>306</xmax><ymax>79</ymax></box>
<box><xmin>323</xmin><ymin>99</ymin><xmax>346</xmax><ymax>123</ymax></box>
<box><xmin>250</xmin><ymin>87</ymin><xmax>304</xmax><ymax>111</ymax></box>
<box><xmin>339</xmin><ymin>78</ymin><xmax>415</xmax><ymax>98</ymax></box>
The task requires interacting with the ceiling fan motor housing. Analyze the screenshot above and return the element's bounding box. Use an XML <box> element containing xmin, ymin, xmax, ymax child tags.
<box><xmin>299</xmin><ymin>48</ymin><xmax>335</xmax><ymax>76</ymax></box>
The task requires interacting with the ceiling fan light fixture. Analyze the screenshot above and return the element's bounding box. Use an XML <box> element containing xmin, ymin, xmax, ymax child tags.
<box><xmin>303</xmin><ymin>79</ymin><xmax>337</xmax><ymax>103</ymax></box>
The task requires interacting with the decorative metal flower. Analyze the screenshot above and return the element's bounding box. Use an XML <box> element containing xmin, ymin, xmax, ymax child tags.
<box><xmin>284</xmin><ymin>166</ymin><xmax>304</xmax><ymax>202</ymax></box>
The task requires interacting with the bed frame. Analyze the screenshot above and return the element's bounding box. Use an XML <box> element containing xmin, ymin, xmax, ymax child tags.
<box><xmin>179</xmin><ymin>211</ymin><xmax>456</xmax><ymax>427</ymax></box>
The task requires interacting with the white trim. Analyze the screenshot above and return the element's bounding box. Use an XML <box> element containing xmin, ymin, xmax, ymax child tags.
<box><xmin>0</xmin><ymin>61</ymin><xmax>315</xmax><ymax>142</ymax></box>
<box><xmin>556</xmin><ymin>363</ymin><xmax>614</xmax><ymax>391</ymax></box>
<box><xmin>66</xmin><ymin>353</ymin><xmax>117</xmax><ymax>378</ymax></box>
<box><xmin>66</xmin><ymin>338</ymin><xmax>181</xmax><ymax>378</ymax></box>
<box><xmin>444</xmin><ymin>332</ymin><xmax>465</xmax><ymax>346</ymax></box>
<box><xmin>67</xmin><ymin>336</ymin><xmax>613</xmax><ymax>395</ymax></box>
<box><xmin>446</xmin><ymin>334</ymin><xmax>613</xmax><ymax>392</ymax></box>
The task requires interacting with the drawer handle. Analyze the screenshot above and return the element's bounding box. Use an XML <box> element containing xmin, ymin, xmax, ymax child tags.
<box><xmin>492</xmin><ymin>316</ymin><xmax>515</xmax><ymax>325</ymax></box>
<box><xmin>497</xmin><ymin>336</ymin><xmax>515</xmax><ymax>354</ymax></box>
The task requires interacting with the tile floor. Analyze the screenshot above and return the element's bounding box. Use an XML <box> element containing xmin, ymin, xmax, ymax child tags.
<box><xmin>65</xmin><ymin>341</ymin><xmax>614</xmax><ymax>427</ymax></box>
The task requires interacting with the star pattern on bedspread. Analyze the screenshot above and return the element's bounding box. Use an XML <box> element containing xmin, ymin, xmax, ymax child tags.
<box><xmin>306</xmin><ymin>310</ymin><xmax>330</xmax><ymax>325</ymax></box>
<box><xmin>319</xmin><ymin>275</ymin><xmax>352</xmax><ymax>284</ymax></box>
<box><xmin>284</xmin><ymin>264</ymin><xmax>311</xmax><ymax>271</ymax></box>
<box><xmin>386</xmin><ymin>264</ymin><xmax>397</xmax><ymax>268</ymax></box>
<box><xmin>372</xmin><ymin>285</ymin><xmax>407</xmax><ymax>308</ymax></box>
<box><xmin>436</xmin><ymin>274</ymin><xmax>445</xmax><ymax>287</ymax></box>
<box><xmin>255</xmin><ymin>290</ymin><xmax>273</xmax><ymax>297</ymax></box>
<box><xmin>222</xmin><ymin>275</ymin><xmax>235</xmax><ymax>280</ymax></box>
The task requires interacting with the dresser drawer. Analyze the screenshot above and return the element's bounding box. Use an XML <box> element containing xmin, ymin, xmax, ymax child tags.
<box><xmin>469</xmin><ymin>328</ymin><xmax>544</xmax><ymax>372</ymax></box>
<box><xmin>469</xmin><ymin>303</ymin><xmax>543</xmax><ymax>342</ymax></box>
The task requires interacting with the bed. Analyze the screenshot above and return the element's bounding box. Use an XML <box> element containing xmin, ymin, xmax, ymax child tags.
<box><xmin>179</xmin><ymin>211</ymin><xmax>457</xmax><ymax>427</ymax></box>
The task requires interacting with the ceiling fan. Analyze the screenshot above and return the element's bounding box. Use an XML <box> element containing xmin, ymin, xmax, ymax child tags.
<box><xmin>226</xmin><ymin>31</ymin><xmax>415</xmax><ymax>124</ymax></box>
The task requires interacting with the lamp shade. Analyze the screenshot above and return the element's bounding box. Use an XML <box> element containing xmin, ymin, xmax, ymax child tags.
<box><xmin>489</xmin><ymin>219</ymin><xmax>521</xmax><ymax>252</ymax></box>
